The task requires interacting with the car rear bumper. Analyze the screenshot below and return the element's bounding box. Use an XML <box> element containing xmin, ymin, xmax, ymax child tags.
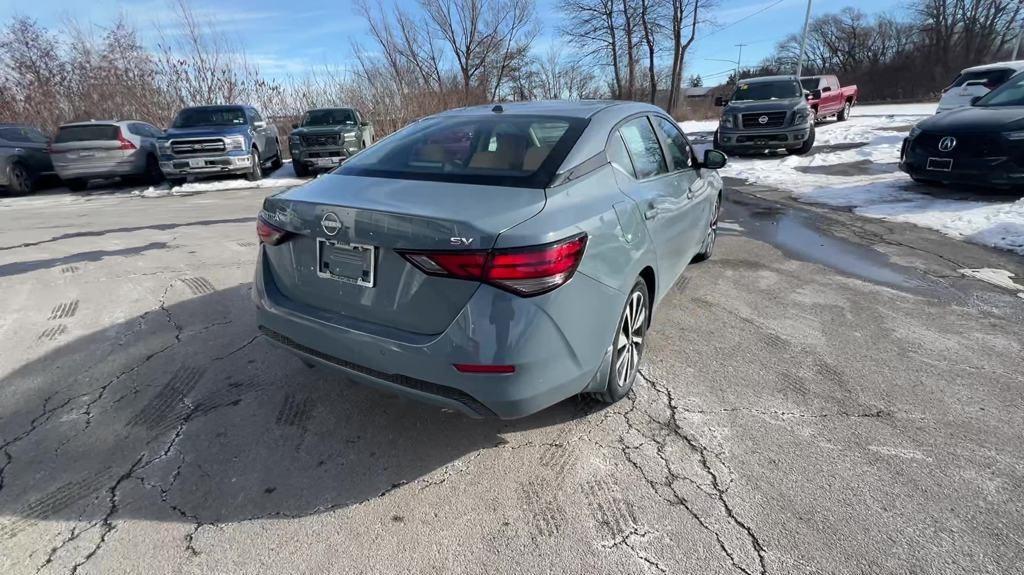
<box><xmin>252</xmin><ymin>249</ymin><xmax>622</xmax><ymax>419</ymax></box>
<box><xmin>718</xmin><ymin>126</ymin><xmax>811</xmax><ymax>149</ymax></box>
<box><xmin>900</xmin><ymin>137</ymin><xmax>1024</xmax><ymax>187</ymax></box>
<box><xmin>159</xmin><ymin>151</ymin><xmax>251</xmax><ymax>177</ymax></box>
<box><xmin>53</xmin><ymin>158</ymin><xmax>141</xmax><ymax>179</ymax></box>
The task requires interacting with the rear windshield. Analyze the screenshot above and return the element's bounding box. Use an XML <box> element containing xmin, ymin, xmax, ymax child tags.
<box><xmin>55</xmin><ymin>125</ymin><xmax>119</xmax><ymax>143</ymax></box>
<box><xmin>949</xmin><ymin>69</ymin><xmax>1015</xmax><ymax>89</ymax></box>
<box><xmin>337</xmin><ymin>115</ymin><xmax>588</xmax><ymax>188</ymax></box>
<box><xmin>173</xmin><ymin>107</ymin><xmax>247</xmax><ymax>128</ymax></box>
<box><xmin>303</xmin><ymin>109</ymin><xmax>357</xmax><ymax>126</ymax></box>
<box><xmin>732</xmin><ymin>80</ymin><xmax>803</xmax><ymax>101</ymax></box>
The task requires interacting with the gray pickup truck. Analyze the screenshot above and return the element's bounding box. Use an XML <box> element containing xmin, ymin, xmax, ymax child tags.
<box><xmin>288</xmin><ymin>108</ymin><xmax>373</xmax><ymax>177</ymax></box>
<box><xmin>713</xmin><ymin>75</ymin><xmax>815</xmax><ymax>156</ymax></box>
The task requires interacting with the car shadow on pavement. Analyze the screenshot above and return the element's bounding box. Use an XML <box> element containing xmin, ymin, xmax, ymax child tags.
<box><xmin>0</xmin><ymin>285</ymin><xmax>594</xmax><ymax>540</ymax></box>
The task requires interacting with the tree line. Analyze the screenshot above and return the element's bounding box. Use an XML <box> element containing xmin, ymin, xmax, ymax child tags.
<box><xmin>746</xmin><ymin>1</ymin><xmax>1024</xmax><ymax>101</ymax></box>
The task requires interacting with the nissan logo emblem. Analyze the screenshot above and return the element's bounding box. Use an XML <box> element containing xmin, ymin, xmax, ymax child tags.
<box><xmin>938</xmin><ymin>136</ymin><xmax>957</xmax><ymax>152</ymax></box>
<box><xmin>758</xmin><ymin>115</ymin><xmax>769</xmax><ymax>125</ymax></box>
<box><xmin>321</xmin><ymin>212</ymin><xmax>342</xmax><ymax>236</ymax></box>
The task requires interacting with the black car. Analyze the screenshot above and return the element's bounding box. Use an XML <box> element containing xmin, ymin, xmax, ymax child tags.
<box><xmin>901</xmin><ymin>71</ymin><xmax>1024</xmax><ymax>189</ymax></box>
<box><xmin>0</xmin><ymin>124</ymin><xmax>53</xmax><ymax>195</ymax></box>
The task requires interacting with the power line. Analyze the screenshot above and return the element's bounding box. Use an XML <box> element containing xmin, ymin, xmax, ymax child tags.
<box><xmin>704</xmin><ymin>0</ymin><xmax>787</xmax><ymax>38</ymax></box>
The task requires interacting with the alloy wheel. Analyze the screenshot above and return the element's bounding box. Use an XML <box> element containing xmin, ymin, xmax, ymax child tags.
<box><xmin>705</xmin><ymin>196</ymin><xmax>720</xmax><ymax>255</ymax></box>
<box><xmin>614</xmin><ymin>290</ymin><xmax>647</xmax><ymax>388</ymax></box>
<box><xmin>251</xmin><ymin>150</ymin><xmax>262</xmax><ymax>179</ymax></box>
<box><xmin>11</xmin><ymin>164</ymin><xmax>30</xmax><ymax>193</ymax></box>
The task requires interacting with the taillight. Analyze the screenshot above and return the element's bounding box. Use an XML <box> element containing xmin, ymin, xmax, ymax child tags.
<box><xmin>398</xmin><ymin>234</ymin><xmax>587</xmax><ymax>297</ymax></box>
<box><xmin>257</xmin><ymin>216</ymin><xmax>291</xmax><ymax>245</ymax></box>
<box><xmin>117</xmin><ymin>129</ymin><xmax>137</xmax><ymax>151</ymax></box>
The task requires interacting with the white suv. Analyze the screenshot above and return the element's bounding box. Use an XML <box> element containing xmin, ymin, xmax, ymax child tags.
<box><xmin>937</xmin><ymin>61</ymin><xmax>1024</xmax><ymax>113</ymax></box>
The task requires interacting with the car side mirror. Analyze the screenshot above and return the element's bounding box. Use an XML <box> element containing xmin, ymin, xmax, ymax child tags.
<box><xmin>702</xmin><ymin>149</ymin><xmax>728</xmax><ymax>170</ymax></box>
<box><xmin>970</xmin><ymin>96</ymin><xmax>982</xmax><ymax>106</ymax></box>
<box><xmin>810</xmin><ymin>90</ymin><xmax>822</xmax><ymax>100</ymax></box>
<box><xmin>714</xmin><ymin>97</ymin><xmax>727</xmax><ymax>107</ymax></box>
<box><xmin>291</xmin><ymin>122</ymin><xmax>299</xmax><ymax>129</ymax></box>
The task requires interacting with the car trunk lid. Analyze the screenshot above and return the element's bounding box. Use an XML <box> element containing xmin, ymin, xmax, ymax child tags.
<box><xmin>260</xmin><ymin>173</ymin><xmax>546</xmax><ymax>335</ymax></box>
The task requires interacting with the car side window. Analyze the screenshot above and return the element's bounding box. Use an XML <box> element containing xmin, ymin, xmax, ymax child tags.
<box><xmin>606</xmin><ymin>132</ymin><xmax>635</xmax><ymax>178</ymax></box>
<box><xmin>250</xmin><ymin>109</ymin><xmax>264</xmax><ymax>124</ymax></box>
<box><xmin>128</xmin><ymin>123</ymin><xmax>142</xmax><ymax>136</ymax></box>
<box><xmin>618</xmin><ymin>117</ymin><xmax>667</xmax><ymax>180</ymax></box>
<box><xmin>653</xmin><ymin>116</ymin><xmax>693</xmax><ymax>172</ymax></box>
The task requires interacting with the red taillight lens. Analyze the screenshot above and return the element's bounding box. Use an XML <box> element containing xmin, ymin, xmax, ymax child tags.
<box><xmin>257</xmin><ymin>216</ymin><xmax>291</xmax><ymax>246</ymax></box>
<box><xmin>117</xmin><ymin>129</ymin><xmax>137</xmax><ymax>151</ymax></box>
<box><xmin>398</xmin><ymin>234</ymin><xmax>587</xmax><ymax>297</ymax></box>
<box><xmin>453</xmin><ymin>363</ymin><xmax>515</xmax><ymax>374</ymax></box>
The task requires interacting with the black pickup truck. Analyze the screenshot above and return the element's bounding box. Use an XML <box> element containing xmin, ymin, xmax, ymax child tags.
<box><xmin>289</xmin><ymin>108</ymin><xmax>374</xmax><ymax>176</ymax></box>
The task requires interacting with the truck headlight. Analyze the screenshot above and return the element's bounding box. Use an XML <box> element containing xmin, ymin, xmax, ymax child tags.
<box><xmin>289</xmin><ymin>135</ymin><xmax>301</xmax><ymax>144</ymax></box>
<box><xmin>344</xmin><ymin>132</ymin><xmax>357</xmax><ymax>142</ymax></box>
<box><xmin>225</xmin><ymin>135</ymin><xmax>246</xmax><ymax>151</ymax></box>
<box><xmin>721</xmin><ymin>116</ymin><xmax>734</xmax><ymax>129</ymax></box>
<box><xmin>793</xmin><ymin>112</ymin><xmax>808</xmax><ymax>125</ymax></box>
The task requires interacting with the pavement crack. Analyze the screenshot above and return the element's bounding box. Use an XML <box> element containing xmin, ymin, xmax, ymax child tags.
<box><xmin>67</xmin><ymin>453</ymin><xmax>146</xmax><ymax>575</ymax></box>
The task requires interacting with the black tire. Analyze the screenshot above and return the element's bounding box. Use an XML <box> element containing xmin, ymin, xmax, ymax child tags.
<box><xmin>167</xmin><ymin>177</ymin><xmax>186</xmax><ymax>188</ymax></box>
<box><xmin>293</xmin><ymin>161</ymin><xmax>310</xmax><ymax>178</ymax></box>
<box><xmin>245</xmin><ymin>148</ymin><xmax>263</xmax><ymax>182</ymax></box>
<box><xmin>270</xmin><ymin>145</ymin><xmax>283</xmax><ymax>171</ymax></box>
<box><xmin>6</xmin><ymin>162</ymin><xmax>36</xmax><ymax>194</ymax></box>
<box><xmin>693</xmin><ymin>194</ymin><xmax>721</xmax><ymax>263</ymax></box>
<box><xmin>838</xmin><ymin>100</ymin><xmax>852</xmax><ymax>121</ymax></box>
<box><xmin>592</xmin><ymin>277</ymin><xmax>649</xmax><ymax>404</ymax></box>
<box><xmin>65</xmin><ymin>178</ymin><xmax>88</xmax><ymax>192</ymax></box>
<box><xmin>143</xmin><ymin>154</ymin><xmax>164</xmax><ymax>185</ymax></box>
<box><xmin>787</xmin><ymin>126</ymin><xmax>815</xmax><ymax>156</ymax></box>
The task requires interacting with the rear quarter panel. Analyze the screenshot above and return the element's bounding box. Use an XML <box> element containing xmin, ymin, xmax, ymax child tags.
<box><xmin>494</xmin><ymin>163</ymin><xmax>656</xmax><ymax>301</ymax></box>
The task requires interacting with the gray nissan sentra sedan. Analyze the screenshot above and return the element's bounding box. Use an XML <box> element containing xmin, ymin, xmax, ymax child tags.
<box><xmin>253</xmin><ymin>100</ymin><xmax>726</xmax><ymax>419</ymax></box>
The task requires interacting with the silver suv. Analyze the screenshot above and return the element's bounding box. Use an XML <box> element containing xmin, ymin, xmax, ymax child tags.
<box><xmin>51</xmin><ymin>120</ymin><xmax>164</xmax><ymax>191</ymax></box>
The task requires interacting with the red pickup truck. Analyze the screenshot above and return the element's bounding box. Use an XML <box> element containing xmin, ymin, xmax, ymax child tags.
<box><xmin>801</xmin><ymin>75</ymin><xmax>858</xmax><ymax>122</ymax></box>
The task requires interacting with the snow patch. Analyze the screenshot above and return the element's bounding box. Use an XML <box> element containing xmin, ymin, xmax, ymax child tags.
<box><xmin>958</xmin><ymin>268</ymin><xmax>1024</xmax><ymax>292</ymax></box>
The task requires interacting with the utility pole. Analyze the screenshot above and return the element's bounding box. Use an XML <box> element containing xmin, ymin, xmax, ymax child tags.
<box><xmin>795</xmin><ymin>0</ymin><xmax>813</xmax><ymax>77</ymax></box>
<box><xmin>735</xmin><ymin>43</ymin><xmax>748</xmax><ymax>80</ymax></box>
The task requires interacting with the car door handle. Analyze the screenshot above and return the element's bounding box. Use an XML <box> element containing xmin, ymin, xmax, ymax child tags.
<box><xmin>644</xmin><ymin>205</ymin><xmax>659</xmax><ymax>220</ymax></box>
<box><xmin>687</xmin><ymin>180</ymin><xmax>707</xmax><ymax>199</ymax></box>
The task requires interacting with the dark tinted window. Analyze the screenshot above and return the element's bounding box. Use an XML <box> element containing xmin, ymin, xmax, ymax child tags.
<box><xmin>653</xmin><ymin>116</ymin><xmax>693</xmax><ymax>171</ymax></box>
<box><xmin>607</xmin><ymin>132</ymin><xmax>635</xmax><ymax>178</ymax></box>
<box><xmin>55</xmin><ymin>125</ymin><xmax>119</xmax><ymax>142</ymax></box>
<box><xmin>0</xmin><ymin>127</ymin><xmax>48</xmax><ymax>143</ymax></box>
<box><xmin>732</xmin><ymin>80</ymin><xmax>803</xmax><ymax>101</ymax></box>
<box><xmin>173</xmin><ymin>107</ymin><xmax>247</xmax><ymax>128</ymax></box>
<box><xmin>618</xmin><ymin>117</ymin><xmax>667</xmax><ymax>180</ymax></box>
<box><xmin>950</xmin><ymin>69</ymin><xmax>1015</xmax><ymax>89</ymax></box>
<box><xmin>975</xmin><ymin>73</ymin><xmax>1024</xmax><ymax>106</ymax></box>
<box><xmin>338</xmin><ymin>115</ymin><xmax>587</xmax><ymax>188</ymax></box>
<box><xmin>303</xmin><ymin>109</ymin><xmax>357</xmax><ymax>126</ymax></box>
<box><xmin>800</xmin><ymin>78</ymin><xmax>820</xmax><ymax>91</ymax></box>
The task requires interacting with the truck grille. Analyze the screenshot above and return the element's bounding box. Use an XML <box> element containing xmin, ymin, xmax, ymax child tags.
<box><xmin>302</xmin><ymin>134</ymin><xmax>341</xmax><ymax>147</ymax></box>
<box><xmin>170</xmin><ymin>138</ymin><xmax>226</xmax><ymax>155</ymax></box>
<box><xmin>741</xmin><ymin>111</ymin><xmax>788</xmax><ymax>129</ymax></box>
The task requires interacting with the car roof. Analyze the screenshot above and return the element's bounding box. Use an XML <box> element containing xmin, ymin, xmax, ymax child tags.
<box><xmin>739</xmin><ymin>75</ymin><xmax>800</xmax><ymax>84</ymax></box>
<box><xmin>58</xmin><ymin>120</ymin><xmax>139</xmax><ymax>127</ymax></box>
<box><xmin>307</xmin><ymin>107</ymin><xmax>356</xmax><ymax>112</ymax></box>
<box><xmin>436</xmin><ymin>100</ymin><xmax>636</xmax><ymax>119</ymax></box>
<box><xmin>960</xmin><ymin>60</ymin><xmax>1024</xmax><ymax>73</ymax></box>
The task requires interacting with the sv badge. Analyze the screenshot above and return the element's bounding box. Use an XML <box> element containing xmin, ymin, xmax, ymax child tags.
<box><xmin>450</xmin><ymin>237</ymin><xmax>474</xmax><ymax>246</ymax></box>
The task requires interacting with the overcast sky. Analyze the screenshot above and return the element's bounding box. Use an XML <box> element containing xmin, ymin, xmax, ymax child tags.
<box><xmin>2</xmin><ymin>0</ymin><xmax>907</xmax><ymax>84</ymax></box>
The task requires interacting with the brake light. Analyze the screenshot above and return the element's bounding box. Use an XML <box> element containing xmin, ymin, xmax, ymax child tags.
<box><xmin>117</xmin><ymin>128</ymin><xmax>136</xmax><ymax>150</ymax></box>
<box><xmin>257</xmin><ymin>216</ymin><xmax>291</xmax><ymax>245</ymax></box>
<box><xmin>398</xmin><ymin>234</ymin><xmax>587</xmax><ymax>297</ymax></box>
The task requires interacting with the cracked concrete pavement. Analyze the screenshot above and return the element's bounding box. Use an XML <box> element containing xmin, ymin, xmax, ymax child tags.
<box><xmin>0</xmin><ymin>181</ymin><xmax>1022</xmax><ymax>574</ymax></box>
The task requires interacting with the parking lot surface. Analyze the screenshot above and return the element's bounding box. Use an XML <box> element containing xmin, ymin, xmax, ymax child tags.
<box><xmin>1</xmin><ymin>170</ymin><xmax>1023</xmax><ymax>574</ymax></box>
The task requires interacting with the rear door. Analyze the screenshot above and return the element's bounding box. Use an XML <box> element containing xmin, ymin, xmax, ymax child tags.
<box><xmin>651</xmin><ymin>115</ymin><xmax>709</xmax><ymax>267</ymax></box>
<box><xmin>612</xmin><ymin>116</ymin><xmax>687</xmax><ymax>293</ymax></box>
